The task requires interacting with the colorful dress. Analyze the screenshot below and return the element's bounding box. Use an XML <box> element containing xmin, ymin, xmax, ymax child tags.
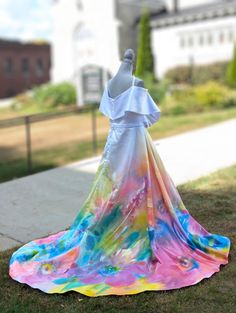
<box><xmin>9</xmin><ymin>75</ymin><xmax>230</xmax><ymax>297</ymax></box>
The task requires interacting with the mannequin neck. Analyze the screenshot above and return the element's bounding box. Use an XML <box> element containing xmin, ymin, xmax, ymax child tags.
<box><xmin>117</xmin><ymin>61</ymin><xmax>133</xmax><ymax>75</ymax></box>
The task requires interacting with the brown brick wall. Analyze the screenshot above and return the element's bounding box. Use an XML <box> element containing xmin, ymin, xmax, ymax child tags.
<box><xmin>0</xmin><ymin>40</ymin><xmax>51</xmax><ymax>99</ymax></box>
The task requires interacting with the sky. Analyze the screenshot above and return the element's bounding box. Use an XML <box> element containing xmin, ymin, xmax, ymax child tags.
<box><xmin>0</xmin><ymin>0</ymin><xmax>53</xmax><ymax>42</ymax></box>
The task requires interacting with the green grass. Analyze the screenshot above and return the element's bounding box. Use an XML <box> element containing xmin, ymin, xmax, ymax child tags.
<box><xmin>0</xmin><ymin>138</ymin><xmax>106</xmax><ymax>183</ymax></box>
<box><xmin>0</xmin><ymin>164</ymin><xmax>235</xmax><ymax>313</ymax></box>
<box><xmin>1</xmin><ymin>107</ymin><xmax>236</xmax><ymax>183</ymax></box>
<box><xmin>149</xmin><ymin>106</ymin><xmax>236</xmax><ymax>139</ymax></box>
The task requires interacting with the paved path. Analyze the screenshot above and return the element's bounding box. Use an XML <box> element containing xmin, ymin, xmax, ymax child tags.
<box><xmin>0</xmin><ymin>97</ymin><xmax>14</xmax><ymax>109</ymax></box>
<box><xmin>0</xmin><ymin>118</ymin><xmax>235</xmax><ymax>251</ymax></box>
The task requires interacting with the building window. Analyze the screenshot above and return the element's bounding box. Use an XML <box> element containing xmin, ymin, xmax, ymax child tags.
<box><xmin>199</xmin><ymin>34</ymin><xmax>204</xmax><ymax>46</ymax></box>
<box><xmin>3</xmin><ymin>57</ymin><xmax>13</xmax><ymax>74</ymax></box>
<box><xmin>35</xmin><ymin>58</ymin><xmax>44</xmax><ymax>77</ymax></box>
<box><xmin>180</xmin><ymin>37</ymin><xmax>185</xmax><ymax>48</ymax></box>
<box><xmin>228</xmin><ymin>30</ymin><xmax>234</xmax><ymax>42</ymax></box>
<box><xmin>77</xmin><ymin>0</ymin><xmax>83</xmax><ymax>10</ymax></box>
<box><xmin>188</xmin><ymin>36</ymin><xmax>193</xmax><ymax>47</ymax></box>
<box><xmin>219</xmin><ymin>32</ymin><xmax>224</xmax><ymax>43</ymax></box>
<box><xmin>21</xmin><ymin>58</ymin><xmax>30</xmax><ymax>74</ymax></box>
<box><xmin>5</xmin><ymin>89</ymin><xmax>15</xmax><ymax>98</ymax></box>
<box><xmin>207</xmin><ymin>33</ymin><xmax>213</xmax><ymax>45</ymax></box>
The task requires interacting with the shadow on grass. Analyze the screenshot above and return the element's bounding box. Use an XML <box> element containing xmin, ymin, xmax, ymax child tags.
<box><xmin>0</xmin><ymin>138</ymin><xmax>107</xmax><ymax>183</ymax></box>
<box><xmin>0</xmin><ymin>146</ymin><xmax>23</xmax><ymax>161</ymax></box>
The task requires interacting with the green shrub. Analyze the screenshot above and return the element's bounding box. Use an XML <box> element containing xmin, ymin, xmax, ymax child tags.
<box><xmin>32</xmin><ymin>82</ymin><xmax>77</xmax><ymax>108</ymax></box>
<box><xmin>164</xmin><ymin>66</ymin><xmax>192</xmax><ymax>84</ymax></box>
<box><xmin>226</xmin><ymin>44</ymin><xmax>236</xmax><ymax>88</ymax></box>
<box><xmin>11</xmin><ymin>92</ymin><xmax>34</xmax><ymax>111</ymax></box>
<box><xmin>160</xmin><ymin>81</ymin><xmax>236</xmax><ymax>115</ymax></box>
<box><xmin>165</xmin><ymin>62</ymin><xmax>229</xmax><ymax>85</ymax></box>
<box><xmin>149</xmin><ymin>79</ymin><xmax>170</xmax><ymax>103</ymax></box>
<box><xmin>161</xmin><ymin>86</ymin><xmax>202</xmax><ymax>115</ymax></box>
<box><xmin>194</xmin><ymin>62</ymin><xmax>228</xmax><ymax>84</ymax></box>
<box><xmin>10</xmin><ymin>82</ymin><xmax>77</xmax><ymax>113</ymax></box>
<box><xmin>193</xmin><ymin>81</ymin><xmax>229</xmax><ymax>109</ymax></box>
<box><xmin>135</xmin><ymin>8</ymin><xmax>155</xmax><ymax>79</ymax></box>
<box><xmin>223</xmin><ymin>90</ymin><xmax>236</xmax><ymax>108</ymax></box>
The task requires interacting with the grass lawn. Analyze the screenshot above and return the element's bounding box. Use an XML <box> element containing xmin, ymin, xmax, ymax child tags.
<box><xmin>1</xmin><ymin>107</ymin><xmax>236</xmax><ymax>183</ymax></box>
<box><xmin>0</xmin><ymin>164</ymin><xmax>235</xmax><ymax>313</ymax></box>
<box><xmin>149</xmin><ymin>106</ymin><xmax>236</xmax><ymax>139</ymax></box>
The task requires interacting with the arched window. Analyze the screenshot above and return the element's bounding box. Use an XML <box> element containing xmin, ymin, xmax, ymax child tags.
<box><xmin>76</xmin><ymin>0</ymin><xmax>83</xmax><ymax>10</ymax></box>
<box><xmin>74</xmin><ymin>23</ymin><xmax>94</xmax><ymax>42</ymax></box>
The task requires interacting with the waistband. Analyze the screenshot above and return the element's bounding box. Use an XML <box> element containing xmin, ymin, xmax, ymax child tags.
<box><xmin>110</xmin><ymin>122</ymin><xmax>145</xmax><ymax>128</ymax></box>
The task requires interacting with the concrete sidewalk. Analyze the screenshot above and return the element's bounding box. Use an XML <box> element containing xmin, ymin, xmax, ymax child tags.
<box><xmin>1</xmin><ymin>118</ymin><xmax>235</xmax><ymax>251</ymax></box>
<box><xmin>0</xmin><ymin>97</ymin><xmax>14</xmax><ymax>109</ymax></box>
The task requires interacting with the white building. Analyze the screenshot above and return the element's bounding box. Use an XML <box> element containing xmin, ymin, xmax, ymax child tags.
<box><xmin>51</xmin><ymin>0</ymin><xmax>236</xmax><ymax>83</ymax></box>
<box><xmin>152</xmin><ymin>0</ymin><xmax>236</xmax><ymax>77</ymax></box>
<box><xmin>51</xmin><ymin>0</ymin><xmax>121</xmax><ymax>84</ymax></box>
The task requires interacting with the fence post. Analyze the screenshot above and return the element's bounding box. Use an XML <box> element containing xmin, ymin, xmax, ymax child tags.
<box><xmin>91</xmin><ymin>105</ymin><xmax>97</xmax><ymax>154</ymax></box>
<box><xmin>25</xmin><ymin>116</ymin><xmax>32</xmax><ymax>174</ymax></box>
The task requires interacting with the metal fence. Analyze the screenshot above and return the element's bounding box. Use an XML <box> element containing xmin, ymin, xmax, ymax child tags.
<box><xmin>0</xmin><ymin>104</ymin><xmax>102</xmax><ymax>182</ymax></box>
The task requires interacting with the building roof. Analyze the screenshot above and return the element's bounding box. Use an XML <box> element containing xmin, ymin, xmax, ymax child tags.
<box><xmin>0</xmin><ymin>38</ymin><xmax>50</xmax><ymax>48</ymax></box>
<box><xmin>150</xmin><ymin>0</ymin><xmax>236</xmax><ymax>29</ymax></box>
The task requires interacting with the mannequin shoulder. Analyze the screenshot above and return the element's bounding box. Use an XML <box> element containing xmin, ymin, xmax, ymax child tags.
<box><xmin>134</xmin><ymin>76</ymin><xmax>145</xmax><ymax>88</ymax></box>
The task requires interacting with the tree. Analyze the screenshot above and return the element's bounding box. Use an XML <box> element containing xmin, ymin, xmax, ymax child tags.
<box><xmin>135</xmin><ymin>7</ymin><xmax>155</xmax><ymax>82</ymax></box>
<box><xmin>226</xmin><ymin>44</ymin><xmax>236</xmax><ymax>88</ymax></box>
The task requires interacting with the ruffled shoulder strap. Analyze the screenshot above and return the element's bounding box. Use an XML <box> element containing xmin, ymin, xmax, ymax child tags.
<box><xmin>126</xmin><ymin>87</ymin><xmax>161</xmax><ymax>127</ymax></box>
<box><xmin>99</xmin><ymin>79</ymin><xmax>161</xmax><ymax>127</ymax></box>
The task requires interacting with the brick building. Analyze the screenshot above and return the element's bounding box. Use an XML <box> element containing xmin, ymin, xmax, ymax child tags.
<box><xmin>0</xmin><ymin>39</ymin><xmax>51</xmax><ymax>99</ymax></box>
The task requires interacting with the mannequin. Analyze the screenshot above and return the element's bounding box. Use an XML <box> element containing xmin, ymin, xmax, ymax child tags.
<box><xmin>107</xmin><ymin>48</ymin><xmax>145</xmax><ymax>99</ymax></box>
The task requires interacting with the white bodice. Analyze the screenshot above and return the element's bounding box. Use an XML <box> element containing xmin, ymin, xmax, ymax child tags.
<box><xmin>98</xmin><ymin>75</ymin><xmax>161</xmax><ymax>128</ymax></box>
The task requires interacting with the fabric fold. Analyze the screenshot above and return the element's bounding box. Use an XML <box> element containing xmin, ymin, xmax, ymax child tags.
<box><xmin>99</xmin><ymin>86</ymin><xmax>161</xmax><ymax>128</ymax></box>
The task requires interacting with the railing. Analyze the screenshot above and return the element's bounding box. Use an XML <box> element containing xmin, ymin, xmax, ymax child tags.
<box><xmin>0</xmin><ymin>104</ymin><xmax>100</xmax><ymax>182</ymax></box>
